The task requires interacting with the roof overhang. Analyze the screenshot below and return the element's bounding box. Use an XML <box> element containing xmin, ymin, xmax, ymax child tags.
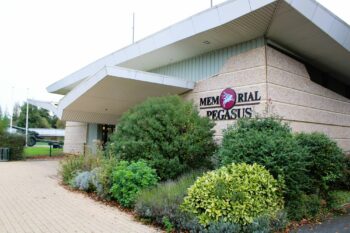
<box><xmin>28</xmin><ymin>99</ymin><xmax>58</xmax><ymax>116</ymax></box>
<box><xmin>47</xmin><ymin>0</ymin><xmax>350</xmax><ymax>95</ymax></box>
<box><xmin>57</xmin><ymin>66</ymin><xmax>194</xmax><ymax>124</ymax></box>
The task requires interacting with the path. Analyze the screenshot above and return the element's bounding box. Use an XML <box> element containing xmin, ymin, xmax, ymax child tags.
<box><xmin>0</xmin><ymin>160</ymin><xmax>160</xmax><ymax>233</ymax></box>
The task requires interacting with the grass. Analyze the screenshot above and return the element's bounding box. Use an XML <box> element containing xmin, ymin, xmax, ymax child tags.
<box><xmin>24</xmin><ymin>146</ymin><xmax>64</xmax><ymax>157</ymax></box>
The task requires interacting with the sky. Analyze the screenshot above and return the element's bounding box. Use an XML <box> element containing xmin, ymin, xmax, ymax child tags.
<box><xmin>0</xmin><ymin>0</ymin><xmax>349</xmax><ymax>114</ymax></box>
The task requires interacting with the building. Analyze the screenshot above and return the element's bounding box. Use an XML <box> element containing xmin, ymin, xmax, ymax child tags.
<box><xmin>44</xmin><ymin>0</ymin><xmax>350</xmax><ymax>154</ymax></box>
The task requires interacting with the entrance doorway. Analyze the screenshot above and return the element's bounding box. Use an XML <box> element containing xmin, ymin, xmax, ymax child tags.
<box><xmin>99</xmin><ymin>124</ymin><xmax>115</xmax><ymax>147</ymax></box>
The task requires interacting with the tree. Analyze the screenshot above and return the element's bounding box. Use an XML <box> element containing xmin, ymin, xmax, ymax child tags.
<box><xmin>11</xmin><ymin>102</ymin><xmax>21</xmax><ymax>126</ymax></box>
<box><xmin>0</xmin><ymin>107</ymin><xmax>9</xmax><ymax>134</ymax></box>
<box><xmin>16</xmin><ymin>103</ymin><xmax>63</xmax><ymax>129</ymax></box>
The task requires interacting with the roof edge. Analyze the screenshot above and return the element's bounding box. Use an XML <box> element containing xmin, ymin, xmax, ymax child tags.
<box><xmin>57</xmin><ymin>66</ymin><xmax>195</xmax><ymax>117</ymax></box>
<box><xmin>47</xmin><ymin>0</ymin><xmax>277</xmax><ymax>94</ymax></box>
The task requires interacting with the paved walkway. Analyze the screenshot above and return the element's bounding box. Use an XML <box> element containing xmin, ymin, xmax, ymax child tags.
<box><xmin>0</xmin><ymin>160</ymin><xmax>160</xmax><ymax>233</ymax></box>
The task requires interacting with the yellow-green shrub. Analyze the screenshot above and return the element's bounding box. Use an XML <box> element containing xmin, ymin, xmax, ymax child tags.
<box><xmin>181</xmin><ymin>163</ymin><xmax>284</xmax><ymax>225</ymax></box>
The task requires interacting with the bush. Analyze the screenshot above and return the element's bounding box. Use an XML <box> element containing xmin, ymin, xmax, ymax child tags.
<box><xmin>206</xmin><ymin>220</ymin><xmax>241</xmax><ymax>233</ymax></box>
<box><xmin>327</xmin><ymin>190</ymin><xmax>350</xmax><ymax>210</ymax></box>
<box><xmin>94</xmin><ymin>156</ymin><xmax>119</xmax><ymax>199</ymax></box>
<box><xmin>71</xmin><ymin>171</ymin><xmax>94</xmax><ymax>191</ymax></box>
<box><xmin>181</xmin><ymin>163</ymin><xmax>284</xmax><ymax>225</ymax></box>
<box><xmin>135</xmin><ymin>171</ymin><xmax>203</xmax><ymax>231</ymax></box>
<box><xmin>217</xmin><ymin>117</ymin><xmax>308</xmax><ymax>205</ymax></box>
<box><xmin>242</xmin><ymin>216</ymin><xmax>270</xmax><ymax>233</ymax></box>
<box><xmin>206</xmin><ymin>212</ymin><xmax>288</xmax><ymax>233</ymax></box>
<box><xmin>286</xmin><ymin>194</ymin><xmax>322</xmax><ymax>220</ymax></box>
<box><xmin>110</xmin><ymin>160</ymin><xmax>158</xmax><ymax>208</ymax></box>
<box><xmin>107</xmin><ymin>95</ymin><xmax>216</xmax><ymax>180</ymax></box>
<box><xmin>60</xmin><ymin>154</ymin><xmax>102</xmax><ymax>184</ymax></box>
<box><xmin>269</xmin><ymin>211</ymin><xmax>289</xmax><ymax>232</ymax></box>
<box><xmin>295</xmin><ymin>132</ymin><xmax>345</xmax><ymax>194</ymax></box>
<box><xmin>70</xmin><ymin>168</ymin><xmax>101</xmax><ymax>192</ymax></box>
<box><xmin>0</xmin><ymin>132</ymin><xmax>25</xmax><ymax>160</ymax></box>
<box><xmin>340</xmin><ymin>154</ymin><xmax>350</xmax><ymax>190</ymax></box>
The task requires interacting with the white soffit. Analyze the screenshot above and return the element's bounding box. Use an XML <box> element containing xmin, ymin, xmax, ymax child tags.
<box><xmin>47</xmin><ymin>0</ymin><xmax>277</xmax><ymax>94</ymax></box>
<box><xmin>267</xmin><ymin>0</ymin><xmax>350</xmax><ymax>84</ymax></box>
<box><xmin>57</xmin><ymin>66</ymin><xmax>194</xmax><ymax>124</ymax></box>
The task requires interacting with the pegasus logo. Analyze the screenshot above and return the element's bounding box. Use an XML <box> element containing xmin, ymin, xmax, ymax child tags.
<box><xmin>222</xmin><ymin>92</ymin><xmax>233</xmax><ymax>108</ymax></box>
<box><xmin>220</xmin><ymin>88</ymin><xmax>236</xmax><ymax>110</ymax></box>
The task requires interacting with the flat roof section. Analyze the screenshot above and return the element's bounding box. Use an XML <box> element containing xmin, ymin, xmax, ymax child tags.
<box><xmin>57</xmin><ymin>66</ymin><xmax>194</xmax><ymax>124</ymax></box>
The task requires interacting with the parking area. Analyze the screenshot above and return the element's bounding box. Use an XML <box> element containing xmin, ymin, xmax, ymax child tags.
<box><xmin>0</xmin><ymin>160</ymin><xmax>159</xmax><ymax>233</ymax></box>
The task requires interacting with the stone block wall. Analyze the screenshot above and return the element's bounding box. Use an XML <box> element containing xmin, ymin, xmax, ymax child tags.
<box><xmin>183</xmin><ymin>46</ymin><xmax>269</xmax><ymax>140</ymax></box>
<box><xmin>184</xmin><ymin>45</ymin><xmax>350</xmax><ymax>152</ymax></box>
<box><xmin>63</xmin><ymin>121</ymin><xmax>87</xmax><ymax>154</ymax></box>
<box><xmin>266</xmin><ymin>46</ymin><xmax>350</xmax><ymax>151</ymax></box>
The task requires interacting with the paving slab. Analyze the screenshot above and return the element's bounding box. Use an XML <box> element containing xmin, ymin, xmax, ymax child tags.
<box><xmin>0</xmin><ymin>160</ymin><xmax>160</xmax><ymax>233</ymax></box>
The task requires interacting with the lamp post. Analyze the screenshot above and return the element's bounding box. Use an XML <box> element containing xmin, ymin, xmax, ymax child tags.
<box><xmin>9</xmin><ymin>86</ymin><xmax>14</xmax><ymax>133</ymax></box>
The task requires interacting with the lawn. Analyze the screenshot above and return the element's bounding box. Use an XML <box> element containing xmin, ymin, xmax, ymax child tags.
<box><xmin>24</xmin><ymin>146</ymin><xmax>64</xmax><ymax>158</ymax></box>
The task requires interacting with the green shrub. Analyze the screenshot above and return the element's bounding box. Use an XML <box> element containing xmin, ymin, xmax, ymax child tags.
<box><xmin>0</xmin><ymin>132</ymin><xmax>25</xmax><ymax>160</ymax></box>
<box><xmin>181</xmin><ymin>163</ymin><xmax>284</xmax><ymax>225</ymax></box>
<box><xmin>135</xmin><ymin>171</ymin><xmax>202</xmax><ymax>231</ymax></box>
<box><xmin>242</xmin><ymin>216</ymin><xmax>270</xmax><ymax>233</ymax></box>
<box><xmin>162</xmin><ymin>217</ymin><xmax>174</xmax><ymax>233</ymax></box>
<box><xmin>269</xmin><ymin>211</ymin><xmax>289</xmax><ymax>232</ymax></box>
<box><xmin>95</xmin><ymin>156</ymin><xmax>119</xmax><ymax>199</ymax></box>
<box><xmin>295</xmin><ymin>132</ymin><xmax>345</xmax><ymax>194</ymax></box>
<box><xmin>110</xmin><ymin>160</ymin><xmax>158</xmax><ymax>208</ymax></box>
<box><xmin>327</xmin><ymin>190</ymin><xmax>350</xmax><ymax>210</ymax></box>
<box><xmin>286</xmin><ymin>194</ymin><xmax>322</xmax><ymax>220</ymax></box>
<box><xmin>206</xmin><ymin>220</ymin><xmax>241</xmax><ymax>233</ymax></box>
<box><xmin>60</xmin><ymin>154</ymin><xmax>102</xmax><ymax>184</ymax></box>
<box><xmin>217</xmin><ymin>117</ymin><xmax>308</xmax><ymax>201</ymax></box>
<box><xmin>340</xmin><ymin>154</ymin><xmax>350</xmax><ymax>189</ymax></box>
<box><xmin>107</xmin><ymin>95</ymin><xmax>216</xmax><ymax>180</ymax></box>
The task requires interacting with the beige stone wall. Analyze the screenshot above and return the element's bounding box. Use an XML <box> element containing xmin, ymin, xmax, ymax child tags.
<box><xmin>184</xmin><ymin>45</ymin><xmax>350</xmax><ymax>152</ymax></box>
<box><xmin>183</xmin><ymin>46</ymin><xmax>269</xmax><ymax>139</ymax></box>
<box><xmin>61</xmin><ymin>46</ymin><xmax>350</xmax><ymax>152</ymax></box>
<box><xmin>265</xmin><ymin>46</ymin><xmax>350</xmax><ymax>152</ymax></box>
<box><xmin>63</xmin><ymin>121</ymin><xmax>87</xmax><ymax>154</ymax></box>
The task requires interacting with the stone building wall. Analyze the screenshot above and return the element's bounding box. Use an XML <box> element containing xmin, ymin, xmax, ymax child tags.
<box><xmin>184</xmin><ymin>45</ymin><xmax>350</xmax><ymax>152</ymax></box>
<box><xmin>183</xmin><ymin>46</ymin><xmax>268</xmax><ymax>140</ymax></box>
<box><xmin>265</xmin><ymin>47</ymin><xmax>350</xmax><ymax>152</ymax></box>
<box><xmin>61</xmin><ymin>45</ymin><xmax>350</xmax><ymax>153</ymax></box>
<box><xmin>63</xmin><ymin>121</ymin><xmax>87</xmax><ymax>154</ymax></box>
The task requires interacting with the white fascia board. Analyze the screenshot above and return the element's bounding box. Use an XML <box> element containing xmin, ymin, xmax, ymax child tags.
<box><xmin>47</xmin><ymin>0</ymin><xmax>276</xmax><ymax>94</ymax></box>
<box><xmin>57</xmin><ymin>66</ymin><xmax>195</xmax><ymax>117</ymax></box>
<box><xmin>287</xmin><ymin>0</ymin><xmax>350</xmax><ymax>50</ymax></box>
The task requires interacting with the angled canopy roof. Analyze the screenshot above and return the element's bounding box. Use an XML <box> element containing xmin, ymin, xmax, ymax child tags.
<box><xmin>28</xmin><ymin>99</ymin><xmax>58</xmax><ymax>116</ymax></box>
<box><xmin>47</xmin><ymin>0</ymin><xmax>350</xmax><ymax>95</ymax></box>
<box><xmin>57</xmin><ymin>66</ymin><xmax>194</xmax><ymax>124</ymax></box>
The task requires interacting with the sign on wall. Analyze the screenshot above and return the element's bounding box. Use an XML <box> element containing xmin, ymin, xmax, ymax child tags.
<box><xmin>199</xmin><ymin>88</ymin><xmax>261</xmax><ymax>120</ymax></box>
